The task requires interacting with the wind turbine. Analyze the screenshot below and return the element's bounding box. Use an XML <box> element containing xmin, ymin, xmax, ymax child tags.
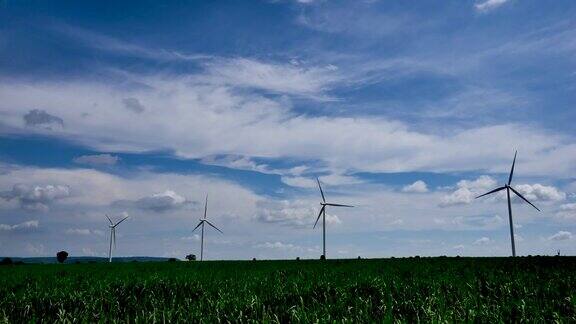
<box><xmin>106</xmin><ymin>214</ymin><xmax>129</xmax><ymax>263</ymax></box>
<box><xmin>314</xmin><ymin>178</ymin><xmax>353</xmax><ymax>259</ymax></box>
<box><xmin>475</xmin><ymin>151</ymin><xmax>540</xmax><ymax>257</ymax></box>
<box><xmin>192</xmin><ymin>195</ymin><xmax>223</xmax><ymax>261</ymax></box>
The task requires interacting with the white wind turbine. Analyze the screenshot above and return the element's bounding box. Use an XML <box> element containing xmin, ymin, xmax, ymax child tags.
<box><xmin>314</xmin><ymin>178</ymin><xmax>353</xmax><ymax>259</ymax></box>
<box><xmin>192</xmin><ymin>195</ymin><xmax>223</xmax><ymax>261</ymax></box>
<box><xmin>475</xmin><ymin>151</ymin><xmax>540</xmax><ymax>257</ymax></box>
<box><xmin>106</xmin><ymin>215</ymin><xmax>129</xmax><ymax>263</ymax></box>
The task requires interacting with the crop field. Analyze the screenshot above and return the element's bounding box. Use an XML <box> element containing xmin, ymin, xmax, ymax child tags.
<box><xmin>1</xmin><ymin>257</ymin><xmax>575</xmax><ymax>322</ymax></box>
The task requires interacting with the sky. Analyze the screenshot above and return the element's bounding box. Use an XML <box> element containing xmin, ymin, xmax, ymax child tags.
<box><xmin>1</xmin><ymin>0</ymin><xmax>575</xmax><ymax>260</ymax></box>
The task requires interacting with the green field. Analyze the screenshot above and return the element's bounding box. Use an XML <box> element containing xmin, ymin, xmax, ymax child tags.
<box><xmin>1</xmin><ymin>257</ymin><xmax>575</xmax><ymax>322</ymax></box>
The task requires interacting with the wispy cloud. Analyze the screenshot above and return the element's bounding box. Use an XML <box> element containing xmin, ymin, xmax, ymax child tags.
<box><xmin>0</xmin><ymin>220</ymin><xmax>39</xmax><ymax>232</ymax></box>
<box><xmin>74</xmin><ymin>154</ymin><xmax>120</xmax><ymax>166</ymax></box>
<box><xmin>475</xmin><ymin>0</ymin><xmax>511</xmax><ymax>13</ymax></box>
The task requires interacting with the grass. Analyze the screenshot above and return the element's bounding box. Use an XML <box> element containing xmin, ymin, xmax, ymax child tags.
<box><xmin>0</xmin><ymin>256</ymin><xmax>575</xmax><ymax>322</ymax></box>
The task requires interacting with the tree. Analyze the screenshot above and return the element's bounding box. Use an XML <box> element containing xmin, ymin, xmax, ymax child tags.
<box><xmin>320</xmin><ymin>254</ymin><xmax>326</xmax><ymax>261</ymax></box>
<box><xmin>56</xmin><ymin>251</ymin><xmax>68</xmax><ymax>263</ymax></box>
<box><xmin>185</xmin><ymin>254</ymin><xmax>196</xmax><ymax>261</ymax></box>
<box><xmin>0</xmin><ymin>257</ymin><xmax>13</xmax><ymax>265</ymax></box>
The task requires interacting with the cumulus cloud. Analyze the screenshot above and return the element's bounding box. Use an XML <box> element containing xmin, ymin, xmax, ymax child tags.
<box><xmin>114</xmin><ymin>190</ymin><xmax>192</xmax><ymax>212</ymax></box>
<box><xmin>475</xmin><ymin>0</ymin><xmax>510</xmax><ymax>12</ymax></box>
<box><xmin>513</xmin><ymin>184</ymin><xmax>565</xmax><ymax>202</ymax></box>
<box><xmin>0</xmin><ymin>184</ymin><xmax>70</xmax><ymax>211</ymax></box>
<box><xmin>440</xmin><ymin>176</ymin><xmax>496</xmax><ymax>207</ymax></box>
<box><xmin>548</xmin><ymin>231</ymin><xmax>572</xmax><ymax>241</ymax></box>
<box><xmin>440</xmin><ymin>175</ymin><xmax>564</xmax><ymax>207</ymax></box>
<box><xmin>73</xmin><ymin>154</ymin><xmax>120</xmax><ymax>166</ymax></box>
<box><xmin>0</xmin><ymin>220</ymin><xmax>39</xmax><ymax>232</ymax></box>
<box><xmin>122</xmin><ymin>97</ymin><xmax>145</xmax><ymax>113</ymax></box>
<box><xmin>402</xmin><ymin>180</ymin><xmax>428</xmax><ymax>193</ymax></box>
<box><xmin>23</xmin><ymin>109</ymin><xmax>64</xmax><ymax>129</ymax></box>
<box><xmin>473</xmin><ymin>237</ymin><xmax>491</xmax><ymax>245</ymax></box>
<box><xmin>256</xmin><ymin>199</ymin><xmax>341</xmax><ymax>228</ymax></box>
<box><xmin>556</xmin><ymin>203</ymin><xmax>576</xmax><ymax>220</ymax></box>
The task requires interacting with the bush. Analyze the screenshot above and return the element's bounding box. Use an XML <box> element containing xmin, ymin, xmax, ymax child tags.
<box><xmin>56</xmin><ymin>251</ymin><xmax>68</xmax><ymax>264</ymax></box>
<box><xmin>185</xmin><ymin>254</ymin><xmax>196</xmax><ymax>261</ymax></box>
<box><xmin>320</xmin><ymin>255</ymin><xmax>326</xmax><ymax>261</ymax></box>
<box><xmin>167</xmin><ymin>258</ymin><xmax>178</xmax><ymax>262</ymax></box>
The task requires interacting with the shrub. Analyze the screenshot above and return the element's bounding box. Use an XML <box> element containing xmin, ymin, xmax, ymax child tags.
<box><xmin>185</xmin><ymin>254</ymin><xmax>196</xmax><ymax>261</ymax></box>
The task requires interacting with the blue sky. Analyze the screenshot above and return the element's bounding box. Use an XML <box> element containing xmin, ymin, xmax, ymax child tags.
<box><xmin>1</xmin><ymin>0</ymin><xmax>575</xmax><ymax>259</ymax></box>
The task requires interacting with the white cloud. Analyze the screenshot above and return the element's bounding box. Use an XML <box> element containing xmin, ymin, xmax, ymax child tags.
<box><xmin>281</xmin><ymin>176</ymin><xmax>317</xmax><ymax>188</ymax></box>
<box><xmin>256</xmin><ymin>199</ymin><xmax>342</xmax><ymax>228</ymax></box>
<box><xmin>0</xmin><ymin>184</ymin><xmax>70</xmax><ymax>211</ymax></box>
<box><xmin>74</xmin><ymin>154</ymin><xmax>120</xmax><ymax>166</ymax></box>
<box><xmin>473</xmin><ymin>237</ymin><xmax>491</xmax><ymax>245</ymax></box>
<box><xmin>66</xmin><ymin>228</ymin><xmax>96</xmax><ymax>235</ymax></box>
<box><xmin>203</xmin><ymin>58</ymin><xmax>340</xmax><ymax>99</ymax></box>
<box><xmin>555</xmin><ymin>203</ymin><xmax>576</xmax><ymax>221</ymax></box>
<box><xmin>440</xmin><ymin>176</ymin><xmax>496</xmax><ymax>207</ymax></box>
<box><xmin>180</xmin><ymin>234</ymin><xmax>200</xmax><ymax>241</ymax></box>
<box><xmin>513</xmin><ymin>184</ymin><xmax>565</xmax><ymax>202</ymax></box>
<box><xmin>25</xmin><ymin>243</ymin><xmax>46</xmax><ymax>256</ymax></box>
<box><xmin>0</xmin><ymin>220</ymin><xmax>39</xmax><ymax>232</ymax></box>
<box><xmin>1</xmin><ymin>75</ymin><xmax>574</xmax><ymax>179</ymax></box>
<box><xmin>441</xmin><ymin>175</ymin><xmax>565</xmax><ymax>208</ymax></box>
<box><xmin>548</xmin><ymin>231</ymin><xmax>572</xmax><ymax>241</ymax></box>
<box><xmin>402</xmin><ymin>180</ymin><xmax>428</xmax><ymax>193</ymax></box>
<box><xmin>475</xmin><ymin>0</ymin><xmax>510</xmax><ymax>12</ymax></box>
<box><xmin>255</xmin><ymin>241</ymin><xmax>301</xmax><ymax>251</ymax></box>
<box><xmin>115</xmin><ymin>190</ymin><xmax>191</xmax><ymax>212</ymax></box>
<box><xmin>0</xmin><ymin>165</ymin><xmax>260</xmax><ymax>223</ymax></box>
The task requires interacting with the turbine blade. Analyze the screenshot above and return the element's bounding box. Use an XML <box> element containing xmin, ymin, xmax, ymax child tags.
<box><xmin>204</xmin><ymin>194</ymin><xmax>208</xmax><ymax>219</ymax></box>
<box><xmin>475</xmin><ymin>186</ymin><xmax>506</xmax><ymax>199</ymax></box>
<box><xmin>509</xmin><ymin>186</ymin><xmax>540</xmax><ymax>212</ymax></box>
<box><xmin>317</xmin><ymin>178</ymin><xmax>326</xmax><ymax>203</ymax></box>
<box><xmin>192</xmin><ymin>221</ymin><xmax>203</xmax><ymax>233</ymax></box>
<box><xmin>205</xmin><ymin>220</ymin><xmax>223</xmax><ymax>234</ymax></box>
<box><xmin>325</xmin><ymin>203</ymin><xmax>354</xmax><ymax>207</ymax></box>
<box><xmin>313</xmin><ymin>206</ymin><xmax>325</xmax><ymax>229</ymax></box>
<box><xmin>114</xmin><ymin>216</ymin><xmax>129</xmax><ymax>227</ymax></box>
<box><xmin>508</xmin><ymin>150</ymin><xmax>517</xmax><ymax>185</ymax></box>
<box><xmin>106</xmin><ymin>214</ymin><xmax>113</xmax><ymax>225</ymax></box>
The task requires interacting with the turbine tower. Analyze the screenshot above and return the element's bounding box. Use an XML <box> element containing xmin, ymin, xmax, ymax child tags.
<box><xmin>314</xmin><ymin>178</ymin><xmax>353</xmax><ymax>259</ymax></box>
<box><xmin>106</xmin><ymin>215</ymin><xmax>129</xmax><ymax>263</ymax></box>
<box><xmin>475</xmin><ymin>151</ymin><xmax>540</xmax><ymax>257</ymax></box>
<box><xmin>192</xmin><ymin>195</ymin><xmax>223</xmax><ymax>261</ymax></box>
